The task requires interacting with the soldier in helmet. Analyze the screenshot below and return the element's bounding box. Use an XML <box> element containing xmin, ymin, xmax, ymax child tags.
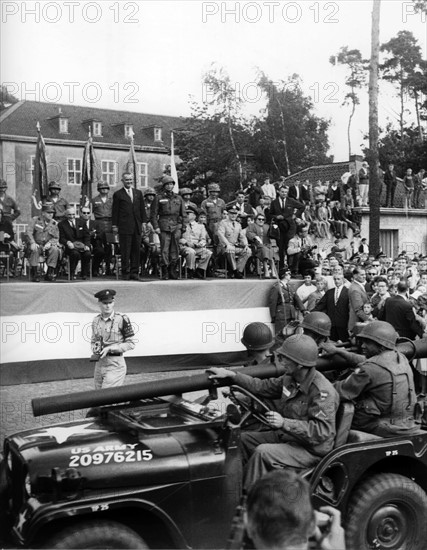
<box><xmin>326</xmin><ymin>320</ymin><xmax>418</xmax><ymax>437</ymax></box>
<box><xmin>201</xmin><ymin>183</ymin><xmax>226</xmax><ymax>237</ymax></box>
<box><xmin>91</xmin><ymin>180</ymin><xmax>113</xmax><ymax>276</ymax></box>
<box><xmin>208</xmin><ymin>334</ymin><xmax>339</xmax><ymax>489</ymax></box>
<box><xmin>179</xmin><ymin>187</ymin><xmax>198</xmax><ymax>212</ymax></box>
<box><xmin>47</xmin><ymin>181</ymin><xmax>70</xmax><ymax>221</ymax></box>
<box><xmin>300</xmin><ymin>311</ymin><xmax>332</xmax><ymax>346</ymax></box>
<box><xmin>91</xmin><ymin>289</ymin><xmax>136</xmax><ymax>389</ymax></box>
<box><xmin>241</xmin><ymin>322</ymin><xmax>275</xmax><ymax>366</ymax></box>
<box><xmin>150</xmin><ymin>175</ymin><xmax>187</xmax><ymax>280</ymax></box>
<box><xmin>25</xmin><ymin>202</ymin><xmax>61</xmax><ymax>282</ymax></box>
<box><xmin>141</xmin><ymin>188</ymin><xmax>160</xmax><ymax>277</ymax></box>
<box><xmin>0</xmin><ymin>179</ymin><xmax>21</xmax><ymax>223</ymax></box>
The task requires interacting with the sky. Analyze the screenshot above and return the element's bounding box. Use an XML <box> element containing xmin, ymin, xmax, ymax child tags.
<box><xmin>1</xmin><ymin>0</ymin><xmax>426</xmax><ymax>161</ymax></box>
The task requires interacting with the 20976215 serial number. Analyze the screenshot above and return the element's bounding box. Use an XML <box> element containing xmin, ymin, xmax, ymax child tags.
<box><xmin>69</xmin><ymin>450</ymin><xmax>153</xmax><ymax>467</ymax></box>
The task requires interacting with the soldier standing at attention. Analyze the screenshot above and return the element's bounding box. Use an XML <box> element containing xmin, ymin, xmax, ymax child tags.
<box><xmin>46</xmin><ymin>181</ymin><xmax>70</xmax><ymax>221</ymax></box>
<box><xmin>91</xmin><ymin>180</ymin><xmax>113</xmax><ymax>276</ymax></box>
<box><xmin>0</xmin><ymin>179</ymin><xmax>21</xmax><ymax>223</ymax></box>
<box><xmin>91</xmin><ymin>289</ymin><xmax>136</xmax><ymax>389</ymax></box>
<box><xmin>150</xmin><ymin>175</ymin><xmax>187</xmax><ymax>280</ymax></box>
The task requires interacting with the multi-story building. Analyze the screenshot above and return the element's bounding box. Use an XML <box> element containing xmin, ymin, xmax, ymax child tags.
<box><xmin>0</xmin><ymin>100</ymin><xmax>184</xmax><ymax>225</ymax></box>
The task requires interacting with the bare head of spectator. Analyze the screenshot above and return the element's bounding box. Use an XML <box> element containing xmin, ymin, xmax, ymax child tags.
<box><xmin>375</xmin><ymin>277</ymin><xmax>389</xmax><ymax>297</ymax></box>
<box><xmin>246</xmin><ymin>470</ymin><xmax>345</xmax><ymax>550</ymax></box>
<box><xmin>397</xmin><ymin>281</ymin><xmax>409</xmax><ymax>296</ymax></box>
<box><xmin>353</xmin><ymin>266</ymin><xmax>366</xmax><ymax>283</ymax></box>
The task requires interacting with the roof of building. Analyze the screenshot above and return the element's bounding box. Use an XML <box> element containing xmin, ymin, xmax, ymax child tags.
<box><xmin>0</xmin><ymin>100</ymin><xmax>186</xmax><ymax>149</ymax></box>
<box><xmin>283</xmin><ymin>162</ymin><xmax>350</xmax><ymax>185</ymax></box>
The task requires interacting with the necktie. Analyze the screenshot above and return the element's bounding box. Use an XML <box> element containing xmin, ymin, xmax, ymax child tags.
<box><xmin>232</xmin><ymin>222</ymin><xmax>235</xmax><ymax>228</ymax></box>
<box><xmin>335</xmin><ymin>288</ymin><xmax>339</xmax><ymax>305</ymax></box>
<box><xmin>281</xmin><ymin>199</ymin><xmax>284</xmax><ymax>210</ymax></box>
<box><xmin>127</xmin><ymin>189</ymin><xmax>133</xmax><ymax>201</ymax></box>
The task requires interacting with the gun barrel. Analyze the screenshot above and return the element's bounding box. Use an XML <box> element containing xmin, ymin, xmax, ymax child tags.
<box><xmin>32</xmin><ymin>363</ymin><xmax>286</xmax><ymax>417</ymax></box>
<box><xmin>31</xmin><ymin>337</ymin><xmax>427</xmax><ymax>417</ymax></box>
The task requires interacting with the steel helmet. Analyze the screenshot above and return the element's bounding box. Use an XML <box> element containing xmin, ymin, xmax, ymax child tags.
<box><xmin>161</xmin><ymin>175</ymin><xmax>175</xmax><ymax>186</ymax></box>
<box><xmin>208</xmin><ymin>183</ymin><xmax>220</xmax><ymax>192</ymax></box>
<box><xmin>276</xmin><ymin>334</ymin><xmax>318</xmax><ymax>367</ymax></box>
<box><xmin>301</xmin><ymin>312</ymin><xmax>331</xmax><ymax>337</ymax></box>
<box><xmin>48</xmin><ymin>181</ymin><xmax>61</xmax><ymax>190</ymax></box>
<box><xmin>0</xmin><ymin>179</ymin><xmax>7</xmax><ymax>189</ymax></box>
<box><xmin>241</xmin><ymin>322</ymin><xmax>274</xmax><ymax>350</ymax></box>
<box><xmin>97</xmin><ymin>180</ymin><xmax>110</xmax><ymax>190</ymax></box>
<box><xmin>144</xmin><ymin>187</ymin><xmax>156</xmax><ymax>196</ymax></box>
<box><xmin>358</xmin><ymin>321</ymin><xmax>398</xmax><ymax>350</ymax></box>
<box><xmin>179</xmin><ymin>187</ymin><xmax>193</xmax><ymax>196</ymax></box>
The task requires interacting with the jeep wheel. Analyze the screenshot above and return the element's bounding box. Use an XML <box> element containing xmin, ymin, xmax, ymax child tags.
<box><xmin>345</xmin><ymin>473</ymin><xmax>427</xmax><ymax>550</ymax></box>
<box><xmin>44</xmin><ymin>519</ymin><xmax>148</xmax><ymax>549</ymax></box>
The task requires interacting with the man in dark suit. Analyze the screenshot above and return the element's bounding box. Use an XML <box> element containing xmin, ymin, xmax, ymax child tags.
<box><xmin>288</xmin><ymin>180</ymin><xmax>301</xmax><ymax>201</ymax></box>
<box><xmin>314</xmin><ymin>272</ymin><xmax>350</xmax><ymax>341</ymax></box>
<box><xmin>348</xmin><ymin>267</ymin><xmax>370</xmax><ymax>332</ymax></box>
<box><xmin>112</xmin><ymin>172</ymin><xmax>147</xmax><ymax>280</ymax></box>
<box><xmin>378</xmin><ymin>281</ymin><xmax>424</xmax><ymax>340</ymax></box>
<box><xmin>58</xmin><ymin>207</ymin><xmax>91</xmax><ymax>280</ymax></box>
<box><xmin>384</xmin><ymin>163</ymin><xmax>398</xmax><ymax>208</ymax></box>
<box><xmin>267</xmin><ymin>184</ymin><xmax>304</xmax><ymax>271</ymax></box>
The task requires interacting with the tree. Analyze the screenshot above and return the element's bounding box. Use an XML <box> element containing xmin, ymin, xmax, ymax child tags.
<box><xmin>368</xmin><ymin>0</ymin><xmax>381</xmax><ymax>257</ymax></box>
<box><xmin>252</xmin><ymin>73</ymin><xmax>332</xmax><ymax>176</ymax></box>
<box><xmin>380</xmin><ymin>31</ymin><xmax>424</xmax><ymax>140</ymax></box>
<box><xmin>0</xmin><ymin>85</ymin><xmax>19</xmax><ymax>111</ymax></box>
<box><xmin>329</xmin><ymin>47</ymin><xmax>366</xmax><ymax>158</ymax></box>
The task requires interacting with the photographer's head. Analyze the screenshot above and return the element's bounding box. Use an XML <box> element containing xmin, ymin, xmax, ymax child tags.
<box><xmin>246</xmin><ymin>470</ymin><xmax>315</xmax><ymax>550</ymax></box>
<box><xmin>94</xmin><ymin>289</ymin><xmax>116</xmax><ymax>318</ymax></box>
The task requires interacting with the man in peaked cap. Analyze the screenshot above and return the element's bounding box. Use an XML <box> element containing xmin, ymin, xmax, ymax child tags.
<box><xmin>47</xmin><ymin>181</ymin><xmax>70</xmax><ymax>221</ymax></box>
<box><xmin>25</xmin><ymin>202</ymin><xmax>61</xmax><ymax>282</ymax></box>
<box><xmin>179</xmin><ymin>204</ymin><xmax>212</xmax><ymax>278</ymax></box>
<box><xmin>216</xmin><ymin>203</ymin><xmax>252</xmax><ymax>278</ymax></box>
<box><xmin>91</xmin><ymin>288</ymin><xmax>136</xmax><ymax>389</ymax></box>
<box><xmin>0</xmin><ymin>179</ymin><xmax>21</xmax><ymax>224</ymax></box>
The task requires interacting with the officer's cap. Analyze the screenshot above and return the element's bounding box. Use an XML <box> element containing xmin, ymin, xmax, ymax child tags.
<box><xmin>94</xmin><ymin>289</ymin><xmax>116</xmax><ymax>303</ymax></box>
<box><xmin>186</xmin><ymin>205</ymin><xmax>198</xmax><ymax>216</ymax></box>
<box><xmin>0</xmin><ymin>179</ymin><xmax>7</xmax><ymax>188</ymax></box>
<box><xmin>97</xmin><ymin>181</ymin><xmax>110</xmax><ymax>190</ymax></box>
<box><xmin>42</xmin><ymin>202</ymin><xmax>55</xmax><ymax>213</ymax></box>
<box><xmin>49</xmin><ymin>181</ymin><xmax>61</xmax><ymax>190</ymax></box>
<box><xmin>208</xmin><ymin>183</ymin><xmax>220</xmax><ymax>192</ymax></box>
<box><xmin>226</xmin><ymin>204</ymin><xmax>239</xmax><ymax>213</ymax></box>
<box><xmin>179</xmin><ymin>187</ymin><xmax>193</xmax><ymax>196</ymax></box>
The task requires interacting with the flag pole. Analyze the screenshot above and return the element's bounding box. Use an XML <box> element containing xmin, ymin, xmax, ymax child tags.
<box><xmin>170</xmin><ymin>132</ymin><xmax>179</xmax><ymax>193</ymax></box>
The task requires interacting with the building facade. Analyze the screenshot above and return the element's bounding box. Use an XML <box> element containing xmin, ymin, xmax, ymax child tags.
<box><xmin>0</xmin><ymin>100</ymin><xmax>184</xmax><ymax>225</ymax></box>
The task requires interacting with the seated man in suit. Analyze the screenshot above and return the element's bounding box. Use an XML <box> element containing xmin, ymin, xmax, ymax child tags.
<box><xmin>179</xmin><ymin>205</ymin><xmax>213</xmax><ymax>278</ymax></box>
<box><xmin>216</xmin><ymin>204</ymin><xmax>252</xmax><ymax>279</ymax></box>
<box><xmin>58</xmin><ymin>207</ymin><xmax>91</xmax><ymax>280</ymax></box>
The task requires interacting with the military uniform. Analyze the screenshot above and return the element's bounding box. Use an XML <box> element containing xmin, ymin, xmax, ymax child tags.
<box><xmin>26</xmin><ymin>215</ymin><xmax>61</xmax><ymax>268</ymax></box>
<box><xmin>201</xmin><ymin>196</ymin><xmax>226</xmax><ymax>235</ymax></box>
<box><xmin>0</xmin><ymin>193</ymin><xmax>21</xmax><ymax>222</ymax></box>
<box><xmin>91</xmin><ymin>194</ymin><xmax>113</xmax><ymax>273</ymax></box>
<box><xmin>180</xmin><ymin>220</ymin><xmax>212</xmax><ymax>271</ymax></box>
<box><xmin>334</xmin><ymin>350</ymin><xmax>418</xmax><ymax>436</ymax></box>
<box><xmin>91</xmin><ymin>310</ymin><xmax>136</xmax><ymax>389</ymax></box>
<box><xmin>216</xmin><ymin>217</ymin><xmax>252</xmax><ymax>272</ymax></box>
<box><xmin>150</xmin><ymin>189</ymin><xmax>187</xmax><ymax>270</ymax></box>
<box><xmin>269</xmin><ymin>280</ymin><xmax>306</xmax><ymax>336</ymax></box>
<box><xmin>48</xmin><ymin>195</ymin><xmax>70</xmax><ymax>221</ymax></box>
<box><xmin>234</xmin><ymin>368</ymin><xmax>338</xmax><ymax>490</ymax></box>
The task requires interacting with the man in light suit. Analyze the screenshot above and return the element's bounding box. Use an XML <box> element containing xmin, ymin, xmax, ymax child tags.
<box><xmin>348</xmin><ymin>267</ymin><xmax>370</xmax><ymax>332</ymax></box>
<box><xmin>314</xmin><ymin>272</ymin><xmax>350</xmax><ymax>341</ymax></box>
<box><xmin>217</xmin><ymin>204</ymin><xmax>251</xmax><ymax>278</ymax></box>
<box><xmin>179</xmin><ymin>205</ymin><xmax>212</xmax><ymax>278</ymax></box>
<box><xmin>112</xmin><ymin>172</ymin><xmax>147</xmax><ymax>280</ymax></box>
<box><xmin>267</xmin><ymin>185</ymin><xmax>304</xmax><ymax>272</ymax></box>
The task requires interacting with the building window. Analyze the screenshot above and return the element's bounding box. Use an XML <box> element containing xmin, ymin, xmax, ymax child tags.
<box><xmin>93</xmin><ymin>122</ymin><xmax>102</xmax><ymax>136</ymax></box>
<box><xmin>154</xmin><ymin>127</ymin><xmax>162</xmax><ymax>141</ymax></box>
<box><xmin>101</xmin><ymin>160</ymin><xmax>118</xmax><ymax>186</ymax></box>
<box><xmin>380</xmin><ymin>229</ymin><xmax>399</xmax><ymax>259</ymax></box>
<box><xmin>70</xmin><ymin>202</ymin><xmax>81</xmax><ymax>216</ymax></box>
<box><xmin>67</xmin><ymin>159</ymin><xmax>82</xmax><ymax>185</ymax></box>
<box><xmin>137</xmin><ymin>163</ymin><xmax>148</xmax><ymax>188</ymax></box>
<box><xmin>124</xmin><ymin>124</ymin><xmax>134</xmax><ymax>138</ymax></box>
<box><xmin>59</xmin><ymin>118</ymin><xmax>69</xmax><ymax>133</ymax></box>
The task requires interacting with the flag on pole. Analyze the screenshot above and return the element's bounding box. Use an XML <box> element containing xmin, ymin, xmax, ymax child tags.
<box><xmin>170</xmin><ymin>132</ymin><xmax>179</xmax><ymax>193</ymax></box>
<box><xmin>80</xmin><ymin>128</ymin><xmax>98</xmax><ymax>208</ymax></box>
<box><xmin>34</xmin><ymin>121</ymin><xmax>48</xmax><ymax>203</ymax></box>
<box><xmin>125</xmin><ymin>128</ymin><xmax>138</xmax><ymax>188</ymax></box>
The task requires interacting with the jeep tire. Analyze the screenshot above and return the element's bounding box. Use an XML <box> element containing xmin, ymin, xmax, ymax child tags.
<box><xmin>44</xmin><ymin>519</ymin><xmax>148</xmax><ymax>549</ymax></box>
<box><xmin>345</xmin><ymin>473</ymin><xmax>427</xmax><ymax>550</ymax></box>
